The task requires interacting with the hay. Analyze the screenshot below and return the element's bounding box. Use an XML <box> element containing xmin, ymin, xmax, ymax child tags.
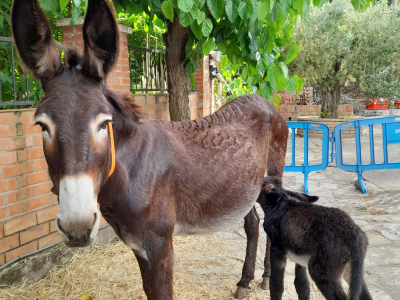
<box><xmin>0</xmin><ymin>221</ymin><xmax>324</xmax><ymax>300</ymax></box>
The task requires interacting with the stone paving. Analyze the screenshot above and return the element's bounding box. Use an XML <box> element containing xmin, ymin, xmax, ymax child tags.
<box><xmin>281</xmin><ymin>130</ymin><xmax>400</xmax><ymax>299</ymax></box>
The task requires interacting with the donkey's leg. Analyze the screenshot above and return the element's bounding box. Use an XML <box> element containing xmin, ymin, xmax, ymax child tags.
<box><xmin>235</xmin><ymin>206</ymin><xmax>260</xmax><ymax>299</ymax></box>
<box><xmin>259</xmin><ymin>236</ymin><xmax>271</xmax><ymax>290</ymax></box>
<box><xmin>269</xmin><ymin>244</ymin><xmax>287</xmax><ymax>300</ymax></box>
<box><xmin>294</xmin><ymin>264</ymin><xmax>310</xmax><ymax>300</ymax></box>
<box><xmin>133</xmin><ymin>236</ymin><xmax>174</xmax><ymax>300</ymax></box>
<box><xmin>133</xmin><ymin>251</ymin><xmax>153</xmax><ymax>298</ymax></box>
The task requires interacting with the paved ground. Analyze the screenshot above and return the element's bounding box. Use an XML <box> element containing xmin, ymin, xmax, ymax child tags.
<box><xmin>281</xmin><ymin>127</ymin><xmax>400</xmax><ymax>299</ymax></box>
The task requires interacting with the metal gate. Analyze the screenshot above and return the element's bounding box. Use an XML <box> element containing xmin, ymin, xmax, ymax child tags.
<box><xmin>285</xmin><ymin>116</ymin><xmax>400</xmax><ymax>194</ymax></box>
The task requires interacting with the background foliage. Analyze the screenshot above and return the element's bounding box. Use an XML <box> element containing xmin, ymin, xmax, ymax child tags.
<box><xmin>289</xmin><ymin>0</ymin><xmax>400</xmax><ymax>114</ymax></box>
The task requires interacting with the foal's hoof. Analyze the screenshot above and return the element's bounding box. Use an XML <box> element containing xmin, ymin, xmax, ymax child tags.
<box><xmin>234</xmin><ymin>286</ymin><xmax>251</xmax><ymax>299</ymax></box>
<box><xmin>258</xmin><ymin>277</ymin><xmax>269</xmax><ymax>290</ymax></box>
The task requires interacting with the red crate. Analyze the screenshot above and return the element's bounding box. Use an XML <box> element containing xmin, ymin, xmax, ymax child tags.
<box><xmin>367</xmin><ymin>98</ymin><xmax>389</xmax><ymax>110</ymax></box>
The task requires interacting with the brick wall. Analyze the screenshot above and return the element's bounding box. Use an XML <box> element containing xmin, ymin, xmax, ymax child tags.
<box><xmin>0</xmin><ymin>109</ymin><xmax>61</xmax><ymax>265</ymax></box>
<box><xmin>278</xmin><ymin>104</ymin><xmax>353</xmax><ymax>120</ymax></box>
<box><xmin>193</xmin><ymin>56</ymin><xmax>212</xmax><ymax>118</ymax></box>
<box><xmin>130</xmin><ymin>93</ymin><xmax>199</xmax><ymax>121</ymax></box>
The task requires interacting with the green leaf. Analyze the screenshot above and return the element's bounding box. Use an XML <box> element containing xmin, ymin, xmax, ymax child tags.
<box><xmin>225</xmin><ymin>0</ymin><xmax>240</xmax><ymax>23</ymax></box>
<box><xmin>190</xmin><ymin>74</ymin><xmax>195</xmax><ymax>88</ymax></box>
<box><xmin>285</xmin><ymin>44</ymin><xmax>298</xmax><ymax>64</ymax></box>
<box><xmin>257</xmin><ymin>2</ymin><xmax>269</xmax><ymax>21</ymax></box>
<box><xmin>351</xmin><ymin>0</ymin><xmax>370</xmax><ymax>12</ymax></box>
<box><xmin>197</xmin><ymin>11</ymin><xmax>205</xmax><ymax>24</ymax></box>
<box><xmin>294</xmin><ymin>75</ymin><xmax>304</xmax><ymax>94</ymax></box>
<box><xmin>206</xmin><ymin>0</ymin><xmax>224</xmax><ymax>19</ymax></box>
<box><xmin>286</xmin><ymin>78</ymin><xmax>297</xmax><ymax>94</ymax></box>
<box><xmin>260</xmin><ymin>82</ymin><xmax>274</xmax><ymax>100</ymax></box>
<box><xmin>178</xmin><ymin>0</ymin><xmax>193</xmax><ymax>12</ymax></box>
<box><xmin>179</xmin><ymin>11</ymin><xmax>193</xmax><ymax>27</ymax></box>
<box><xmin>39</xmin><ymin>0</ymin><xmax>59</xmax><ymax>11</ymax></box>
<box><xmin>191</xmin><ymin>21</ymin><xmax>203</xmax><ymax>39</ymax></box>
<box><xmin>184</xmin><ymin>60</ymin><xmax>196</xmax><ymax>76</ymax></box>
<box><xmin>242</xmin><ymin>66</ymin><xmax>249</xmax><ymax>81</ymax></box>
<box><xmin>201</xmin><ymin>18</ymin><xmax>213</xmax><ymax>37</ymax></box>
<box><xmin>70</xmin><ymin>5</ymin><xmax>80</xmax><ymax>25</ymax></box>
<box><xmin>162</xmin><ymin>1</ymin><xmax>174</xmax><ymax>22</ymax></box>
<box><xmin>268</xmin><ymin>66</ymin><xmax>277</xmax><ymax>90</ymax></box>
<box><xmin>202</xmin><ymin>38</ymin><xmax>213</xmax><ymax>55</ymax></box>
<box><xmin>270</xmin><ymin>0</ymin><xmax>275</xmax><ymax>10</ymax></box>
<box><xmin>239</xmin><ymin>0</ymin><xmax>253</xmax><ymax>20</ymax></box>
<box><xmin>59</xmin><ymin>0</ymin><xmax>69</xmax><ymax>11</ymax></box>
<box><xmin>266</xmin><ymin>25</ymin><xmax>276</xmax><ymax>54</ymax></box>
<box><xmin>149</xmin><ymin>0</ymin><xmax>163</xmax><ymax>12</ymax></box>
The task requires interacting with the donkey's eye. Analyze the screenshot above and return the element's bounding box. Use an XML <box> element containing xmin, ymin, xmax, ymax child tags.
<box><xmin>36</xmin><ymin>122</ymin><xmax>48</xmax><ymax>133</ymax></box>
<box><xmin>98</xmin><ymin>121</ymin><xmax>109</xmax><ymax>131</ymax></box>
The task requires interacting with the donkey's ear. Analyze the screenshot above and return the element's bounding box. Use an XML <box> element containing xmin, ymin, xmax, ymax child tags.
<box><xmin>11</xmin><ymin>0</ymin><xmax>62</xmax><ymax>80</ymax></box>
<box><xmin>82</xmin><ymin>0</ymin><xmax>119</xmax><ymax>81</ymax></box>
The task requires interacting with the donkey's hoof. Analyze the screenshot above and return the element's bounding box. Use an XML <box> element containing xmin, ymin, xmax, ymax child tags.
<box><xmin>234</xmin><ymin>286</ymin><xmax>251</xmax><ymax>299</ymax></box>
<box><xmin>258</xmin><ymin>277</ymin><xmax>269</xmax><ymax>290</ymax></box>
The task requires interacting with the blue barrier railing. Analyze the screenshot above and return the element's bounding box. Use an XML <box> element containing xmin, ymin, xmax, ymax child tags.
<box><xmin>284</xmin><ymin>122</ymin><xmax>330</xmax><ymax>194</ymax></box>
<box><xmin>285</xmin><ymin>116</ymin><xmax>400</xmax><ymax>194</ymax></box>
<box><xmin>334</xmin><ymin>116</ymin><xmax>400</xmax><ymax>193</ymax></box>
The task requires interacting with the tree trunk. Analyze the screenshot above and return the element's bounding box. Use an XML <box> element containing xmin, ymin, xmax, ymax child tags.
<box><xmin>163</xmin><ymin>14</ymin><xmax>192</xmax><ymax>122</ymax></box>
<box><xmin>321</xmin><ymin>82</ymin><xmax>341</xmax><ymax>118</ymax></box>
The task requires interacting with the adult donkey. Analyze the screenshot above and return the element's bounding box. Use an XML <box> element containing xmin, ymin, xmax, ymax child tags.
<box><xmin>12</xmin><ymin>0</ymin><xmax>296</xmax><ymax>298</ymax></box>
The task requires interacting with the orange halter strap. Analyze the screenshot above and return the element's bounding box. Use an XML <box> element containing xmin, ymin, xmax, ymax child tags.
<box><xmin>108</xmin><ymin>122</ymin><xmax>116</xmax><ymax>177</ymax></box>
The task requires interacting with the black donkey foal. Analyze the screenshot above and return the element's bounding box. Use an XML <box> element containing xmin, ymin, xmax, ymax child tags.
<box><xmin>259</xmin><ymin>178</ymin><xmax>373</xmax><ymax>300</ymax></box>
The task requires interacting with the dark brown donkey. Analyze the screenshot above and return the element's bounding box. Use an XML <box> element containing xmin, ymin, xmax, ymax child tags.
<box><xmin>12</xmin><ymin>0</ymin><xmax>295</xmax><ymax>298</ymax></box>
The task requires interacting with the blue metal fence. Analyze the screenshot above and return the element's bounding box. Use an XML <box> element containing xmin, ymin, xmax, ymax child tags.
<box><xmin>285</xmin><ymin>122</ymin><xmax>330</xmax><ymax>194</ymax></box>
<box><xmin>285</xmin><ymin>116</ymin><xmax>400</xmax><ymax>194</ymax></box>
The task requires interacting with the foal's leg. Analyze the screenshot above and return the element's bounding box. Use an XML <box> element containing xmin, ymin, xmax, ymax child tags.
<box><xmin>308</xmin><ymin>257</ymin><xmax>347</xmax><ymax>300</ymax></box>
<box><xmin>259</xmin><ymin>236</ymin><xmax>271</xmax><ymax>290</ymax></box>
<box><xmin>269</xmin><ymin>244</ymin><xmax>287</xmax><ymax>300</ymax></box>
<box><xmin>235</xmin><ymin>206</ymin><xmax>260</xmax><ymax>299</ymax></box>
<box><xmin>294</xmin><ymin>264</ymin><xmax>310</xmax><ymax>300</ymax></box>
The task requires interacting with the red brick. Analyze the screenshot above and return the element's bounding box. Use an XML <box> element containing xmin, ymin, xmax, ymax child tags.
<box><xmin>0</xmin><ymin>152</ymin><xmax>17</xmax><ymax>166</ymax></box>
<box><xmin>20</xmin><ymin>223</ymin><xmax>49</xmax><ymax>244</ymax></box>
<box><xmin>22</xmin><ymin>123</ymin><xmax>41</xmax><ymax>135</ymax></box>
<box><xmin>1</xmin><ymin>139</ymin><xmax>21</xmax><ymax>151</ymax></box>
<box><xmin>37</xmin><ymin>182</ymin><xmax>52</xmax><ymax>196</ymax></box>
<box><xmin>37</xmin><ymin>205</ymin><xmax>59</xmax><ymax>223</ymax></box>
<box><xmin>19</xmin><ymin>112</ymin><xmax>32</xmax><ymax>123</ymax></box>
<box><xmin>112</xmin><ymin>84</ymin><xmax>130</xmax><ymax>91</ymax></box>
<box><xmin>25</xmin><ymin>136</ymin><xmax>34</xmax><ymax>147</ymax></box>
<box><xmin>39</xmin><ymin>232</ymin><xmax>62</xmax><ymax>249</ymax></box>
<box><xmin>117</xmin><ymin>72</ymin><xmax>130</xmax><ymax>78</ymax></box>
<box><xmin>63</xmin><ymin>27</ymin><xmax>73</xmax><ymax>34</ymax></box>
<box><xmin>4</xmin><ymin>213</ymin><xmax>37</xmax><ymax>236</ymax></box>
<box><xmin>0</xmin><ymin>207</ymin><xmax>5</xmax><ymax>219</ymax></box>
<box><xmin>0</xmin><ymin>113</ymin><xmax>17</xmax><ymax>125</ymax></box>
<box><xmin>28</xmin><ymin>147</ymin><xmax>44</xmax><ymax>160</ymax></box>
<box><xmin>121</xmin><ymin>78</ymin><xmax>130</xmax><ymax>85</ymax></box>
<box><xmin>17</xmin><ymin>149</ymin><xmax>28</xmax><ymax>162</ymax></box>
<box><xmin>0</xmin><ymin>225</ymin><xmax>3</xmax><ymax>238</ymax></box>
<box><xmin>0</xmin><ymin>254</ymin><xmax>3</xmax><ymax>265</ymax></box>
<box><xmin>22</xmin><ymin>194</ymin><xmax>51</xmax><ymax>211</ymax></box>
<box><xmin>120</xmin><ymin>65</ymin><xmax>129</xmax><ymax>71</ymax></box>
<box><xmin>147</xmin><ymin>104</ymin><xmax>155</xmax><ymax>112</ymax></box>
<box><xmin>107</xmin><ymin>77</ymin><xmax>121</xmax><ymax>84</ymax></box>
<box><xmin>27</xmin><ymin>171</ymin><xmax>48</xmax><ymax>185</ymax></box>
<box><xmin>49</xmin><ymin>220</ymin><xmax>56</xmax><ymax>232</ymax></box>
<box><xmin>0</xmin><ymin>234</ymin><xmax>19</xmax><ymax>254</ymax></box>
<box><xmin>6</xmin><ymin>178</ymin><xmax>17</xmax><ymax>191</ymax></box>
<box><xmin>0</xmin><ymin>181</ymin><xmax>5</xmax><ymax>193</ymax></box>
<box><xmin>17</xmin><ymin>174</ymin><xmax>28</xmax><ymax>188</ymax></box>
<box><xmin>6</xmin><ymin>241</ymin><xmax>37</xmax><ymax>262</ymax></box>
<box><xmin>33</xmin><ymin>134</ymin><xmax>43</xmax><ymax>146</ymax></box>
<box><xmin>8</xmin><ymin>203</ymin><xmax>22</xmax><ymax>216</ymax></box>
<box><xmin>4</xmin><ymin>162</ymin><xmax>31</xmax><ymax>178</ymax></box>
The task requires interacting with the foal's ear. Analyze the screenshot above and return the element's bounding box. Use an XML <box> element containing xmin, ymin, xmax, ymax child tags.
<box><xmin>82</xmin><ymin>0</ymin><xmax>119</xmax><ymax>81</ymax></box>
<box><xmin>11</xmin><ymin>0</ymin><xmax>62</xmax><ymax>80</ymax></box>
